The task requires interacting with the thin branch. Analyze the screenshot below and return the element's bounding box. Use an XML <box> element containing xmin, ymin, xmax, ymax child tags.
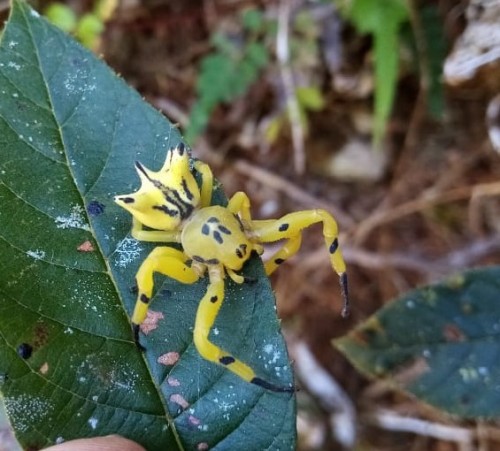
<box><xmin>287</xmin><ymin>337</ymin><xmax>357</xmax><ymax>448</ymax></box>
<box><xmin>367</xmin><ymin>409</ymin><xmax>474</xmax><ymax>449</ymax></box>
<box><xmin>354</xmin><ymin>183</ymin><xmax>482</xmax><ymax>245</ymax></box>
<box><xmin>277</xmin><ymin>0</ymin><xmax>306</xmax><ymax>174</ymax></box>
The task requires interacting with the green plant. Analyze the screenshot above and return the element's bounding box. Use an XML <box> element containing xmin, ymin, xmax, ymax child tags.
<box><xmin>335</xmin><ymin>0</ymin><xmax>410</xmax><ymax>144</ymax></box>
<box><xmin>185</xmin><ymin>8</ymin><xmax>270</xmax><ymax>143</ymax></box>
<box><xmin>0</xmin><ymin>2</ymin><xmax>296</xmax><ymax>449</ymax></box>
<box><xmin>44</xmin><ymin>0</ymin><xmax>117</xmax><ymax>50</ymax></box>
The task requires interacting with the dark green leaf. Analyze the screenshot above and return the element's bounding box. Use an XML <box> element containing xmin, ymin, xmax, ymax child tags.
<box><xmin>0</xmin><ymin>1</ymin><xmax>296</xmax><ymax>449</ymax></box>
<box><xmin>335</xmin><ymin>267</ymin><xmax>500</xmax><ymax>418</ymax></box>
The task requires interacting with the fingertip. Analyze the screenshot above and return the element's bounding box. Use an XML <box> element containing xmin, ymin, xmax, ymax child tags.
<box><xmin>43</xmin><ymin>435</ymin><xmax>145</xmax><ymax>451</ymax></box>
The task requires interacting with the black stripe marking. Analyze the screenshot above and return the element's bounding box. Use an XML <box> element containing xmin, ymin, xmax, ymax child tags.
<box><xmin>234</xmin><ymin>214</ymin><xmax>245</xmax><ymax>231</ymax></box>
<box><xmin>165</xmin><ymin>192</ymin><xmax>186</xmax><ymax>216</ymax></box>
<box><xmin>181</xmin><ymin>178</ymin><xmax>194</xmax><ymax>200</ymax></box>
<box><xmin>236</xmin><ymin>248</ymin><xmax>243</xmax><ymax>258</ymax></box>
<box><xmin>202</xmin><ymin>224</ymin><xmax>210</xmax><ymax>235</ymax></box>
<box><xmin>275</xmin><ymin>258</ymin><xmax>285</xmax><ymax>265</ymax></box>
<box><xmin>206</xmin><ymin>258</ymin><xmax>219</xmax><ymax>265</ymax></box>
<box><xmin>329</xmin><ymin>238</ymin><xmax>339</xmax><ymax>254</ymax></box>
<box><xmin>153</xmin><ymin>205</ymin><xmax>178</xmax><ymax>217</ymax></box>
<box><xmin>210</xmin><ymin>295</ymin><xmax>218</xmax><ymax>303</ymax></box>
<box><xmin>120</xmin><ymin>197</ymin><xmax>135</xmax><ymax>204</ymax></box>
<box><xmin>193</xmin><ymin>255</ymin><xmax>205</xmax><ymax>263</ymax></box>
<box><xmin>250</xmin><ymin>377</ymin><xmax>294</xmax><ymax>393</ymax></box>
<box><xmin>135</xmin><ymin>161</ymin><xmax>150</xmax><ymax>179</ymax></box>
<box><xmin>279</xmin><ymin>223</ymin><xmax>289</xmax><ymax>232</ymax></box>
<box><xmin>140</xmin><ymin>294</ymin><xmax>150</xmax><ymax>304</ymax></box>
<box><xmin>207</xmin><ymin>217</ymin><xmax>220</xmax><ymax>223</ymax></box>
<box><xmin>219</xmin><ymin>356</ymin><xmax>235</xmax><ymax>365</ymax></box>
<box><xmin>177</xmin><ymin>142</ymin><xmax>186</xmax><ymax>155</ymax></box>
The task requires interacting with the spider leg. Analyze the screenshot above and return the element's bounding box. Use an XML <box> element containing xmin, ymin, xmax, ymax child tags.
<box><xmin>262</xmin><ymin>235</ymin><xmax>302</xmax><ymax>276</ymax></box>
<box><xmin>193</xmin><ymin>160</ymin><xmax>214</xmax><ymax>208</ymax></box>
<box><xmin>227</xmin><ymin>191</ymin><xmax>253</xmax><ymax>222</ymax></box>
<box><xmin>251</xmin><ymin>209</ymin><xmax>350</xmax><ymax>317</ymax></box>
<box><xmin>131</xmin><ymin>217</ymin><xmax>181</xmax><ymax>243</ymax></box>
<box><xmin>193</xmin><ymin>270</ymin><xmax>293</xmax><ymax>393</ymax></box>
<box><xmin>133</xmin><ymin>247</ymin><xmax>199</xmax><ymax>348</ymax></box>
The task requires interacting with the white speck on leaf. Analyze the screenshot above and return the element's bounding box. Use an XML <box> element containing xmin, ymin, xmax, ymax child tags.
<box><xmin>88</xmin><ymin>417</ymin><xmax>98</xmax><ymax>429</ymax></box>
<box><xmin>4</xmin><ymin>394</ymin><xmax>53</xmax><ymax>433</ymax></box>
<box><xmin>114</xmin><ymin>236</ymin><xmax>142</xmax><ymax>268</ymax></box>
<box><xmin>7</xmin><ymin>61</ymin><xmax>20</xmax><ymax>70</ymax></box>
<box><xmin>55</xmin><ymin>205</ymin><xmax>90</xmax><ymax>231</ymax></box>
<box><xmin>26</xmin><ymin>249</ymin><xmax>45</xmax><ymax>260</ymax></box>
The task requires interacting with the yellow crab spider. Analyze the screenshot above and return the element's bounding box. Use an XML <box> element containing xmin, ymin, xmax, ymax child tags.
<box><xmin>114</xmin><ymin>143</ymin><xmax>349</xmax><ymax>393</ymax></box>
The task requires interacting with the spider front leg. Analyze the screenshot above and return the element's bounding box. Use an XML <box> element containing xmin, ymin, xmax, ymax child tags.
<box><xmin>193</xmin><ymin>269</ymin><xmax>293</xmax><ymax>393</ymax></box>
<box><xmin>130</xmin><ymin>217</ymin><xmax>181</xmax><ymax>243</ymax></box>
<box><xmin>133</xmin><ymin>247</ymin><xmax>200</xmax><ymax>348</ymax></box>
<box><xmin>251</xmin><ymin>209</ymin><xmax>349</xmax><ymax>317</ymax></box>
<box><xmin>194</xmin><ymin>160</ymin><xmax>214</xmax><ymax>208</ymax></box>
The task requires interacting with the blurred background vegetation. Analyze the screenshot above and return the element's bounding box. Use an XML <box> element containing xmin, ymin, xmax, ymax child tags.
<box><xmin>4</xmin><ymin>0</ymin><xmax>500</xmax><ymax>449</ymax></box>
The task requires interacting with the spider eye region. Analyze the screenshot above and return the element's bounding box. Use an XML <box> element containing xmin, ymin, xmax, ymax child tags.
<box><xmin>182</xmin><ymin>206</ymin><xmax>253</xmax><ymax>270</ymax></box>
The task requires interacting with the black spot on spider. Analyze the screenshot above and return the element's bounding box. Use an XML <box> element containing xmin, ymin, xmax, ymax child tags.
<box><xmin>177</xmin><ymin>142</ymin><xmax>186</xmax><ymax>155</ymax></box>
<box><xmin>121</xmin><ymin>197</ymin><xmax>135</xmax><ymax>204</ymax></box>
<box><xmin>210</xmin><ymin>296</ymin><xmax>218</xmax><ymax>303</ymax></box>
<box><xmin>213</xmin><ymin>231</ymin><xmax>223</xmax><ymax>244</ymax></box>
<box><xmin>219</xmin><ymin>356</ymin><xmax>235</xmax><ymax>365</ymax></box>
<box><xmin>275</xmin><ymin>258</ymin><xmax>285</xmax><ymax>265</ymax></box>
<box><xmin>17</xmin><ymin>343</ymin><xmax>33</xmax><ymax>360</ymax></box>
<box><xmin>279</xmin><ymin>223</ymin><xmax>289</xmax><ymax>232</ymax></box>
<box><xmin>236</xmin><ymin>244</ymin><xmax>248</xmax><ymax>259</ymax></box>
<box><xmin>87</xmin><ymin>200</ymin><xmax>105</xmax><ymax>216</ymax></box>
<box><xmin>207</xmin><ymin>217</ymin><xmax>220</xmax><ymax>223</ymax></box>
<box><xmin>192</xmin><ymin>256</ymin><xmax>220</xmax><ymax>265</ymax></box>
<box><xmin>201</xmin><ymin>224</ymin><xmax>210</xmax><ymax>235</ymax></box>
<box><xmin>218</xmin><ymin>225</ymin><xmax>231</xmax><ymax>235</ymax></box>
<box><xmin>329</xmin><ymin>238</ymin><xmax>339</xmax><ymax>254</ymax></box>
<box><xmin>140</xmin><ymin>294</ymin><xmax>150</xmax><ymax>304</ymax></box>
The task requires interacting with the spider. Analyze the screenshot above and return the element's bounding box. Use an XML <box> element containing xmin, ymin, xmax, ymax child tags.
<box><xmin>114</xmin><ymin>143</ymin><xmax>349</xmax><ymax>393</ymax></box>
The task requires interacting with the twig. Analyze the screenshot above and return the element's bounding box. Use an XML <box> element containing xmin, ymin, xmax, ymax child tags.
<box><xmin>277</xmin><ymin>0</ymin><xmax>306</xmax><ymax>174</ymax></box>
<box><xmin>354</xmin><ymin>184</ymin><xmax>479</xmax><ymax>245</ymax></box>
<box><xmin>367</xmin><ymin>409</ymin><xmax>474</xmax><ymax>449</ymax></box>
<box><xmin>288</xmin><ymin>337</ymin><xmax>357</xmax><ymax>448</ymax></box>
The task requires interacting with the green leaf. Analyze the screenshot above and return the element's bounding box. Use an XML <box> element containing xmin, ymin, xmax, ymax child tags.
<box><xmin>0</xmin><ymin>1</ymin><xmax>296</xmax><ymax>449</ymax></box>
<box><xmin>335</xmin><ymin>267</ymin><xmax>500</xmax><ymax>418</ymax></box>
<box><xmin>341</xmin><ymin>0</ymin><xmax>409</xmax><ymax>143</ymax></box>
<box><xmin>242</xmin><ymin>8</ymin><xmax>264</xmax><ymax>32</ymax></box>
<box><xmin>43</xmin><ymin>2</ymin><xmax>77</xmax><ymax>34</ymax></box>
<box><xmin>295</xmin><ymin>86</ymin><xmax>325</xmax><ymax>111</ymax></box>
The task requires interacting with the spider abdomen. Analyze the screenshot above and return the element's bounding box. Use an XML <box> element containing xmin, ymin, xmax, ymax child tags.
<box><xmin>181</xmin><ymin>206</ymin><xmax>252</xmax><ymax>271</ymax></box>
